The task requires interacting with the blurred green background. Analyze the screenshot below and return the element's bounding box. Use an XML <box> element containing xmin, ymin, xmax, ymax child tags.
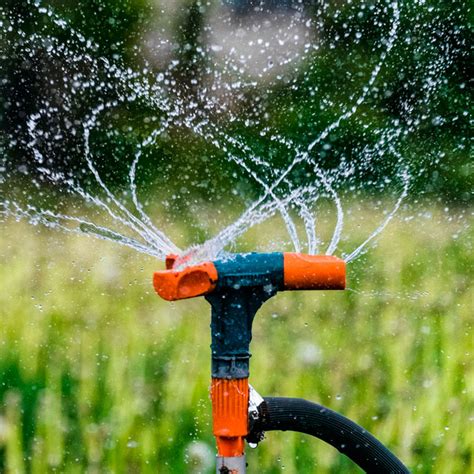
<box><xmin>0</xmin><ymin>208</ymin><xmax>472</xmax><ymax>473</ymax></box>
<box><xmin>0</xmin><ymin>0</ymin><xmax>473</xmax><ymax>473</ymax></box>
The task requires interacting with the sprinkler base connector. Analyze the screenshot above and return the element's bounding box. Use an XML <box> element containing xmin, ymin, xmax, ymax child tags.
<box><xmin>211</xmin><ymin>378</ymin><xmax>249</xmax><ymax>457</ymax></box>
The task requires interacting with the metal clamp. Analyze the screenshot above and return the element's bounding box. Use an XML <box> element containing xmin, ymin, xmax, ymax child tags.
<box><xmin>247</xmin><ymin>385</ymin><xmax>265</xmax><ymax>448</ymax></box>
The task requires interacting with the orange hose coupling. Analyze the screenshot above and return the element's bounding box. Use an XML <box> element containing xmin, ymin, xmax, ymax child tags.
<box><xmin>211</xmin><ymin>378</ymin><xmax>249</xmax><ymax>457</ymax></box>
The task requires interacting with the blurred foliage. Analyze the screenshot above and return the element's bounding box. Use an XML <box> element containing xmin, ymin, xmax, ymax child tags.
<box><xmin>0</xmin><ymin>0</ymin><xmax>471</xmax><ymax>203</ymax></box>
<box><xmin>0</xmin><ymin>204</ymin><xmax>472</xmax><ymax>472</ymax></box>
<box><xmin>0</xmin><ymin>0</ymin><xmax>471</xmax><ymax>212</ymax></box>
<box><xmin>0</xmin><ymin>0</ymin><xmax>151</xmax><ymax>175</ymax></box>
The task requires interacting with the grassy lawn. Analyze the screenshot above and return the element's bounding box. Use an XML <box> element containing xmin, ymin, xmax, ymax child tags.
<box><xmin>0</xmin><ymin>204</ymin><xmax>472</xmax><ymax>473</ymax></box>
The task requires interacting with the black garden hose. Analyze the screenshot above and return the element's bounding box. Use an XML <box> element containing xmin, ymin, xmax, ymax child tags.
<box><xmin>249</xmin><ymin>397</ymin><xmax>410</xmax><ymax>473</ymax></box>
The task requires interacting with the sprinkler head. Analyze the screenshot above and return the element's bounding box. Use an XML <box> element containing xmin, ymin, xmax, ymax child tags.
<box><xmin>153</xmin><ymin>252</ymin><xmax>346</xmax><ymax>301</ymax></box>
<box><xmin>153</xmin><ymin>252</ymin><xmax>346</xmax><ymax>464</ymax></box>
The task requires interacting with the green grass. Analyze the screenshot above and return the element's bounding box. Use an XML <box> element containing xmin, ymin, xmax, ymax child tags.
<box><xmin>0</xmin><ymin>204</ymin><xmax>472</xmax><ymax>473</ymax></box>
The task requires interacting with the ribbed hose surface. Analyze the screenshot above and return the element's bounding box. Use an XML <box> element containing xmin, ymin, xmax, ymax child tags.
<box><xmin>256</xmin><ymin>397</ymin><xmax>409</xmax><ymax>473</ymax></box>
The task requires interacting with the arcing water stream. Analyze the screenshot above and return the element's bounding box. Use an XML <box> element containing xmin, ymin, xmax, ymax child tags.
<box><xmin>0</xmin><ymin>1</ymin><xmax>467</xmax><ymax>266</ymax></box>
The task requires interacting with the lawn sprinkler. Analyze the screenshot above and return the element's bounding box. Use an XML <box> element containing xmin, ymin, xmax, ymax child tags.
<box><xmin>154</xmin><ymin>252</ymin><xmax>345</xmax><ymax>471</ymax></box>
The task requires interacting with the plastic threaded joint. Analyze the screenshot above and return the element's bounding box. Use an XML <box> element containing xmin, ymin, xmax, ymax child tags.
<box><xmin>211</xmin><ymin>378</ymin><xmax>249</xmax><ymax>457</ymax></box>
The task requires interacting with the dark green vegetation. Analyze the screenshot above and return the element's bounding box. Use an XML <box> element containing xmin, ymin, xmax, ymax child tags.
<box><xmin>0</xmin><ymin>206</ymin><xmax>472</xmax><ymax>473</ymax></box>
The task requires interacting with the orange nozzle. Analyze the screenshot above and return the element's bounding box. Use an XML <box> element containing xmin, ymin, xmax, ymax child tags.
<box><xmin>153</xmin><ymin>261</ymin><xmax>218</xmax><ymax>301</ymax></box>
<box><xmin>283</xmin><ymin>253</ymin><xmax>346</xmax><ymax>290</ymax></box>
<box><xmin>165</xmin><ymin>254</ymin><xmax>178</xmax><ymax>269</ymax></box>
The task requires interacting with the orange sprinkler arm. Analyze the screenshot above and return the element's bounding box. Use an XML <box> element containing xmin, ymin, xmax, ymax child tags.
<box><xmin>153</xmin><ymin>261</ymin><xmax>217</xmax><ymax>301</ymax></box>
<box><xmin>283</xmin><ymin>253</ymin><xmax>346</xmax><ymax>290</ymax></box>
